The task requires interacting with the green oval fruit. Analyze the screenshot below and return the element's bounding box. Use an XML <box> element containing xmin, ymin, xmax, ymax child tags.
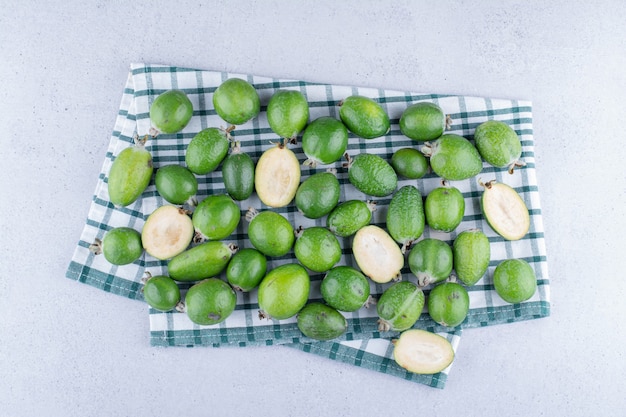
<box><xmin>421</xmin><ymin>134</ymin><xmax>483</xmax><ymax>181</ymax></box>
<box><xmin>425</xmin><ymin>185</ymin><xmax>465</xmax><ymax>232</ymax></box>
<box><xmin>408</xmin><ymin>238</ymin><xmax>453</xmax><ymax>287</ymax></box>
<box><xmin>326</xmin><ymin>200</ymin><xmax>375</xmax><ymax>238</ymax></box>
<box><xmin>155</xmin><ymin>164</ymin><xmax>198</xmax><ymax>205</ymax></box>
<box><xmin>474</xmin><ymin>120</ymin><xmax>523</xmax><ymax>173</ymax></box>
<box><xmin>393</xmin><ymin>329</ymin><xmax>455</xmax><ymax>374</ymax></box>
<box><xmin>149</xmin><ymin>89</ymin><xmax>193</xmax><ymax>134</ymax></box>
<box><xmin>400</xmin><ymin>102</ymin><xmax>447</xmax><ymax>141</ymax></box>
<box><xmin>295</xmin><ymin>171</ymin><xmax>340</xmax><ymax>219</ymax></box>
<box><xmin>480</xmin><ymin>180</ymin><xmax>530</xmax><ymax>241</ymax></box>
<box><xmin>142</xmin><ymin>275</ymin><xmax>181</xmax><ymax>312</ymax></box>
<box><xmin>267</xmin><ymin>90</ymin><xmax>309</xmax><ymax>139</ymax></box>
<box><xmin>301</xmin><ymin>117</ymin><xmax>349</xmax><ymax>167</ymax></box>
<box><xmin>427</xmin><ymin>282</ymin><xmax>470</xmax><ymax>328</ymax></box>
<box><xmin>339</xmin><ymin>95</ymin><xmax>390</xmax><ymax>139</ymax></box>
<box><xmin>226</xmin><ymin>248</ymin><xmax>267</xmax><ymax>292</ymax></box>
<box><xmin>185</xmin><ymin>278</ymin><xmax>237</xmax><ymax>325</ymax></box>
<box><xmin>246</xmin><ymin>209</ymin><xmax>295</xmax><ymax>257</ymax></box>
<box><xmin>346</xmin><ymin>153</ymin><xmax>398</xmax><ymax>197</ymax></box>
<box><xmin>294</xmin><ymin>227</ymin><xmax>342</xmax><ymax>273</ymax></box>
<box><xmin>377</xmin><ymin>281</ymin><xmax>425</xmax><ymax>332</ymax></box>
<box><xmin>254</xmin><ymin>142</ymin><xmax>301</xmax><ymax>208</ymax></box>
<box><xmin>192</xmin><ymin>194</ymin><xmax>240</xmax><ymax>241</ymax></box>
<box><xmin>212</xmin><ymin>78</ymin><xmax>260</xmax><ymax>125</ymax></box>
<box><xmin>320</xmin><ymin>266</ymin><xmax>371</xmax><ymax>312</ymax></box>
<box><xmin>493</xmin><ymin>258</ymin><xmax>537</xmax><ymax>303</ymax></box>
<box><xmin>168</xmin><ymin>241</ymin><xmax>237</xmax><ymax>282</ymax></box>
<box><xmin>258</xmin><ymin>263</ymin><xmax>310</xmax><ymax>320</ymax></box>
<box><xmin>108</xmin><ymin>139</ymin><xmax>153</xmax><ymax>207</ymax></box>
<box><xmin>452</xmin><ymin>229</ymin><xmax>491</xmax><ymax>286</ymax></box>
<box><xmin>353</xmin><ymin>225</ymin><xmax>404</xmax><ymax>284</ymax></box>
<box><xmin>90</xmin><ymin>227</ymin><xmax>143</xmax><ymax>265</ymax></box>
<box><xmin>222</xmin><ymin>142</ymin><xmax>255</xmax><ymax>201</ymax></box>
<box><xmin>142</xmin><ymin>205</ymin><xmax>194</xmax><ymax>260</ymax></box>
<box><xmin>297</xmin><ymin>302</ymin><xmax>347</xmax><ymax>341</ymax></box>
<box><xmin>386</xmin><ymin>185</ymin><xmax>425</xmax><ymax>253</ymax></box>
<box><xmin>185</xmin><ymin>127</ymin><xmax>231</xmax><ymax>175</ymax></box>
<box><xmin>390</xmin><ymin>148</ymin><xmax>429</xmax><ymax>179</ymax></box>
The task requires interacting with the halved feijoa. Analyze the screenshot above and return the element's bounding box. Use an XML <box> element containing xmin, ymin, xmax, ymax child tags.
<box><xmin>393</xmin><ymin>329</ymin><xmax>455</xmax><ymax>374</ymax></box>
<box><xmin>399</xmin><ymin>102</ymin><xmax>449</xmax><ymax>141</ymax></box>
<box><xmin>377</xmin><ymin>281</ymin><xmax>425</xmax><ymax>332</ymax></box>
<box><xmin>142</xmin><ymin>205</ymin><xmax>194</xmax><ymax>260</ymax></box>
<box><xmin>185</xmin><ymin>278</ymin><xmax>237</xmax><ymax>326</ymax></box>
<box><xmin>254</xmin><ymin>141</ymin><xmax>301</xmax><ymax>208</ymax></box>
<box><xmin>212</xmin><ymin>78</ymin><xmax>260</xmax><ymax>125</ymax></box>
<box><xmin>421</xmin><ymin>134</ymin><xmax>482</xmax><ymax>181</ymax></box>
<box><xmin>258</xmin><ymin>263</ymin><xmax>310</xmax><ymax>320</ymax></box>
<box><xmin>267</xmin><ymin>90</ymin><xmax>309</xmax><ymax>139</ymax></box>
<box><xmin>297</xmin><ymin>302</ymin><xmax>347</xmax><ymax>341</ymax></box>
<box><xmin>149</xmin><ymin>89</ymin><xmax>193</xmax><ymax>135</ymax></box>
<box><xmin>320</xmin><ymin>266</ymin><xmax>371</xmax><ymax>312</ymax></box>
<box><xmin>474</xmin><ymin>120</ymin><xmax>524</xmax><ymax>173</ymax></box>
<box><xmin>339</xmin><ymin>95</ymin><xmax>390</xmax><ymax>139</ymax></box>
<box><xmin>480</xmin><ymin>180</ymin><xmax>530</xmax><ymax>241</ymax></box>
<box><xmin>301</xmin><ymin>116</ymin><xmax>349</xmax><ymax>167</ymax></box>
<box><xmin>427</xmin><ymin>281</ymin><xmax>469</xmax><ymax>328</ymax></box>
<box><xmin>493</xmin><ymin>258</ymin><xmax>537</xmax><ymax>303</ymax></box>
<box><xmin>352</xmin><ymin>225</ymin><xmax>404</xmax><ymax>284</ymax></box>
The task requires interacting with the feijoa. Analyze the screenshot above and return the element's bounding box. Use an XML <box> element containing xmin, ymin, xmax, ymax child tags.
<box><xmin>142</xmin><ymin>274</ymin><xmax>181</xmax><ymax>312</ymax></box>
<box><xmin>424</xmin><ymin>185</ymin><xmax>465</xmax><ymax>232</ymax></box>
<box><xmin>254</xmin><ymin>141</ymin><xmax>301</xmax><ymax>208</ymax></box>
<box><xmin>421</xmin><ymin>134</ymin><xmax>483</xmax><ymax>181</ymax></box>
<box><xmin>295</xmin><ymin>170</ymin><xmax>340</xmax><ymax>219</ymax></box>
<box><xmin>89</xmin><ymin>227</ymin><xmax>143</xmax><ymax>265</ymax></box>
<box><xmin>386</xmin><ymin>185</ymin><xmax>425</xmax><ymax>253</ymax></box>
<box><xmin>149</xmin><ymin>89</ymin><xmax>193</xmax><ymax>135</ymax></box>
<box><xmin>320</xmin><ymin>266</ymin><xmax>371</xmax><ymax>312</ymax></box>
<box><xmin>226</xmin><ymin>248</ymin><xmax>267</xmax><ymax>292</ymax></box>
<box><xmin>155</xmin><ymin>164</ymin><xmax>198</xmax><ymax>205</ymax></box>
<box><xmin>377</xmin><ymin>281</ymin><xmax>425</xmax><ymax>332</ymax></box>
<box><xmin>245</xmin><ymin>208</ymin><xmax>295</xmax><ymax>257</ymax></box>
<box><xmin>294</xmin><ymin>227</ymin><xmax>342</xmax><ymax>273</ymax></box>
<box><xmin>185</xmin><ymin>278</ymin><xmax>237</xmax><ymax>326</ymax></box>
<box><xmin>480</xmin><ymin>180</ymin><xmax>530</xmax><ymax>241</ymax></box>
<box><xmin>400</xmin><ymin>102</ymin><xmax>449</xmax><ymax>141</ymax></box>
<box><xmin>212</xmin><ymin>78</ymin><xmax>260</xmax><ymax>125</ymax></box>
<box><xmin>345</xmin><ymin>153</ymin><xmax>397</xmax><ymax>197</ymax></box>
<box><xmin>474</xmin><ymin>120</ymin><xmax>524</xmax><ymax>173</ymax></box>
<box><xmin>408</xmin><ymin>238</ymin><xmax>453</xmax><ymax>287</ymax></box>
<box><xmin>339</xmin><ymin>95</ymin><xmax>390</xmax><ymax>139</ymax></box>
<box><xmin>390</xmin><ymin>148</ymin><xmax>429</xmax><ymax>179</ymax></box>
<box><xmin>185</xmin><ymin>127</ymin><xmax>232</xmax><ymax>175</ymax></box>
<box><xmin>352</xmin><ymin>225</ymin><xmax>404</xmax><ymax>284</ymax></box>
<box><xmin>493</xmin><ymin>258</ymin><xmax>537</xmax><ymax>303</ymax></box>
<box><xmin>393</xmin><ymin>329</ymin><xmax>455</xmax><ymax>374</ymax></box>
<box><xmin>107</xmin><ymin>135</ymin><xmax>153</xmax><ymax>207</ymax></box>
<box><xmin>222</xmin><ymin>142</ymin><xmax>255</xmax><ymax>201</ymax></box>
<box><xmin>267</xmin><ymin>90</ymin><xmax>309</xmax><ymax>139</ymax></box>
<box><xmin>427</xmin><ymin>281</ymin><xmax>469</xmax><ymax>328</ymax></box>
<box><xmin>452</xmin><ymin>229</ymin><xmax>491</xmax><ymax>286</ymax></box>
<box><xmin>301</xmin><ymin>116</ymin><xmax>349</xmax><ymax>167</ymax></box>
<box><xmin>192</xmin><ymin>194</ymin><xmax>240</xmax><ymax>241</ymax></box>
<box><xmin>142</xmin><ymin>205</ymin><xmax>194</xmax><ymax>260</ymax></box>
<box><xmin>326</xmin><ymin>200</ymin><xmax>376</xmax><ymax>238</ymax></box>
<box><xmin>297</xmin><ymin>302</ymin><xmax>347</xmax><ymax>341</ymax></box>
<box><xmin>168</xmin><ymin>241</ymin><xmax>238</xmax><ymax>282</ymax></box>
<box><xmin>258</xmin><ymin>263</ymin><xmax>310</xmax><ymax>320</ymax></box>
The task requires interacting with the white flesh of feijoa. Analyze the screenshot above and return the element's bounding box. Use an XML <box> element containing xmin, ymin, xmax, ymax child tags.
<box><xmin>393</xmin><ymin>329</ymin><xmax>455</xmax><ymax>374</ymax></box>
<box><xmin>142</xmin><ymin>205</ymin><xmax>194</xmax><ymax>260</ymax></box>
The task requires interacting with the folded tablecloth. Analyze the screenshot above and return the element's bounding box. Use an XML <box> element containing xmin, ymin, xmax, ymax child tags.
<box><xmin>67</xmin><ymin>63</ymin><xmax>550</xmax><ymax>389</ymax></box>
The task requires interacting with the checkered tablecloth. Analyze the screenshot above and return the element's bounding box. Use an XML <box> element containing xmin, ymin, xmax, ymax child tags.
<box><xmin>66</xmin><ymin>63</ymin><xmax>550</xmax><ymax>389</ymax></box>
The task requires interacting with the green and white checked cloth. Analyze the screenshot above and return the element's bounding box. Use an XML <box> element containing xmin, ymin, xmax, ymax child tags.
<box><xmin>66</xmin><ymin>63</ymin><xmax>550</xmax><ymax>389</ymax></box>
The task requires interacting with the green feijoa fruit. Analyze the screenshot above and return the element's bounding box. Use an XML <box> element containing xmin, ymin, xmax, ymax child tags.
<box><xmin>254</xmin><ymin>141</ymin><xmax>301</xmax><ymax>208</ymax></box>
<box><xmin>294</xmin><ymin>227</ymin><xmax>342</xmax><ymax>273</ymax></box>
<box><xmin>353</xmin><ymin>225</ymin><xmax>404</xmax><ymax>284</ymax></box>
<box><xmin>474</xmin><ymin>120</ymin><xmax>524</xmax><ymax>173</ymax></box>
<box><xmin>295</xmin><ymin>170</ymin><xmax>340</xmax><ymax>219</ymax></box>
<box><xmin>185</xmin><ymin>278</ymin><xmax>237</xmax><ymax>326</ymax></box>
<box><xmin>185</xmin><ymin>127</ymin><xmax>232</xmax><ymax>175</ymax></box>
<box><xmin>345</xmin><ymin>153</ymin><xmax>398</xmax><ymax>197</ymax></box>
<box><xmin>89</xmin><ymin>227</ymin><xmax>143</xmax><ymax>265</ymax></box>
<box><xmin>493</xmin><ymin>258</ymin><xmax>537</xmax><ymax>304</ymax></box>
<box><xmin>326</xmin><ymin>200</ymin><xmax>375</xmax><ymax>238</ymax></box>
<box><xmin>480</xmin><ymin>180</ymin><xmax>530</xmax><ymax>241</ymax></box>
<box><xmin>421</xmin><ymin>134</ymin><xmax>483</xmax><ymax>181</ymax></box>
<box><xmin>452</xmin><ymin>229</ymin><xmax>490</xmax><ymax>286</ymax></box>
<box><xmin>427</xmin><ymin>282</ymin><xmax>470</xmax><ymax>328</ymax></box>
<box><xmin>258</xmin><ymin>263</ymin><xmax>310</xmax><ymax>320</ymax></box>
<box><xmin>424</xmin><ymin>185</ymin><xmax>465</xmax><ymax>232</ymax></box>
<box><xmin>142</xmin><ymin>205</ymin><xmax>194</xmax><ymax>260</ymax></box>
<box><xmin>301</xmin><ymin>116</ymin><xmax>349</xmax><ymax>167</ymax></box>
<box><xmin>226</xmin><ymin>248</ymin><xmax>267</xmax><ymax>292</ymax></box>
<box><xmin>297</xmin><ymin>302</ymin><xmax>347</xmax><ymax>341</ymax></box>
<box><xmin>149</xmin><ymin>89</ymin><xmax>193</xmax><ymax>135</ymax></box>
<box><xmin>377</xmin><ymin>281</ymin><xmax>425</xmax><ymax>332</ymax></box>
<box><xmin>154</xmin><ymin>164</ymin><xmax>198</xmax><ymax>205</ymax></box>
<box><xmin>142</xmin><ymin>274</ymin><xmax>181</xmax><ymax>312</ymax></box>
<box><xmin>245</xmin><ymin>208</ymin><xmax>295</xmax><ymax>257</ymax></box>
<box><xmin>390</xmin><ymin>148</ymin><xmax>429</xmax><ymax>179</ymax></box>
<box><xmin>192</xmin><ymin>194</ymin><xmax>240</xmax><ymax>241</ymax></box>
<box><xmin>339</xmin><ymin>95</ymin><xmax>390</xmax><ymax>139</ymax></box>
<box><xmin>386</xmin><ymin>185</ymin><xmax>425</xmax><ymax>253</ymax></box>
<box><xmin>408</xmin><ymin>238</ymin><xmax>453</xmax><ymax>287</ymax></box>
<box><xmin>320</xmin><ymin>266</ymin><xmax>371</xmax><ymax>312</ymax></box>
<box><xmin>393</xmin><ymin>329</ymin><xmax>455</xmax><ymax>374</ymax></box>
<box><xmin>222</xmin><ymin>142</ymin><xmax>255</xmax><ymax>201</ymax></box>
<box><xmin>168</xmin><ymin>241</ymin><xmax>238</xmax><ymax>282</ymax></box>
<box><xmin>107</xmin><ymin>136</ymin><xmax>153</xmax><ymax>207</ymax></box>
<box><xmin>267</xmin><ymin>90</ymin><xmax>309</xmax><ymax>139</ymax></box>
<box><xmin>212</xmin><ymin>78</ymin><xmax>260</xmax><ymax>125</ymax></box>
<box><xmin>399</xmin><ymin>102</ymin><xmax>449</xmax><ymax>141</ymax></box>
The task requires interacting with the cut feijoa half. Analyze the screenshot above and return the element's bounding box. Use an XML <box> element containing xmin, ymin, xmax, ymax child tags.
<box><xmin>352</xmin><ymin>225</ymin><xmax>404</xmax><ymax>284</ymax></box>
<box><xmin>393</xmin><ymin>329</ymin><xmax>455</xmax><ymax>374</ymax></box>
<box><xmin>141</xmin><ymin>205</ymin><xmax>194</xmax><ymax>260</ymax></box>
<box><xmin>254</xmin><ymin>140</ymin><xmax>301</xmax><ymax>208</ymax></box>
<box><xmin>480</xmin><ymin>180</ymin><xmax>530</xmax><ymax>241</ymax></box>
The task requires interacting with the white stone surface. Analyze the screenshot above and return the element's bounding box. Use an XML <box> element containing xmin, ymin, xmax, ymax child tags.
<box><xmin>1</xmin><ymin>1</ymin><xmax>625</xmax><ymax>416</ymax></box>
